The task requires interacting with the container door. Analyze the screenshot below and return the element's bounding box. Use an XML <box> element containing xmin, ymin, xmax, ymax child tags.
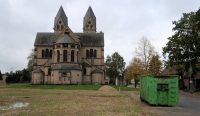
<box><xmin>157</xmin><ymin>84</ymin><xmax>169</xmax><ymax>105</ymax></box>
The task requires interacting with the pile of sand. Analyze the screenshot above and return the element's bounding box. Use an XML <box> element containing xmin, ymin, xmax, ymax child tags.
<box><xmin>99</xmin><ymin>85</ymin><xmax>117</xmax><ymax>92</ymax></box>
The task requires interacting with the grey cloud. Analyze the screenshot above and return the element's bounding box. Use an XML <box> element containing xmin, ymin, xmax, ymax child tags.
<box><xmin>0</xmin><ymin>0</ymin><xmax>200</xmax><ymax>72</ymax></box>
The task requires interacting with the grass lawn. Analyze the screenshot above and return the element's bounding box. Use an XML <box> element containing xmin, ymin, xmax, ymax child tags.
<box><xmin>0</xmin><ymin>83</ymin><xmax>138</xmax><ymax>91</ymax></box>
<box><xmin>0</xmin><ymin>83</ymin><xmax>102</xmax><ymax>90</ymax></box>
<box><xmin>0</xmin><ymin>84</ymin><xmax>150</xmax><ymax>116</ymax></box>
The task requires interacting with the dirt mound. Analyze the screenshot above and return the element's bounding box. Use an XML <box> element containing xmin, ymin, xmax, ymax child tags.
<box><xmin>99</xmin><ymin>85</ymin><xmax>117</xmax><ymax>92</ymax></box>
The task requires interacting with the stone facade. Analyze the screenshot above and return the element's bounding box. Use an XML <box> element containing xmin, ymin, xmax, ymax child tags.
<box><xmin>32</xmin><ymin>6</ymin><xmax>105</xmax><ymax>84</ymax></box>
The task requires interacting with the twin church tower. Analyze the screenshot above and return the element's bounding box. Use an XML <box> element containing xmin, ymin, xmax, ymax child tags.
<box><xmin>32</xmin><ymin>6</ymin><xmax>105</xmax><ymax>84</ymax></box>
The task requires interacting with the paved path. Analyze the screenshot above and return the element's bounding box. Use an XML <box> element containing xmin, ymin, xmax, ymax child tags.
<box><xmin>145</xmin><ymin>91</ymin><xmax>200</xmax><ymax>116</ymax></box>
<box><xmin>179</xmin><ymin>92</ymin><xmax>200</xmax><ymax>112</ymax></box>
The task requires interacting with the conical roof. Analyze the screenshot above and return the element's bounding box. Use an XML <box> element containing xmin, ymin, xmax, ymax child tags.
<box><xmin>56</xmin><ymin>34</ymin><xmax>74</xmax><ymax>44</ymax></box>
<box><xmin>84</xmin><ymin>6</ymin><xmax>96</xmax><ymax>19</ymax></box>
<box><xmin>83</xmin><ymin>6</ymin><xmax>96</xmax><ymax>26</ymax></box>
<box><xmin>83</xmin><ymin>6</ymin><xmax>96</xmax><ymax>32</ymax></box>
<box><xmin>54</xmin><ymin>6</ymin><xmax>68</xmax><ymax>27</ymax></box>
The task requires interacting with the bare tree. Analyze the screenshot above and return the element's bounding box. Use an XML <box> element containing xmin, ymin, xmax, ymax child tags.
<box><xmin>27</xmin><ymin>49</ymin><xmax>35</xmax><ymax>72</ymax></box>
<box><xmin>135</xmin><ymin>37</ymin><xmax>155</xmax><ymax>71</ymax></box>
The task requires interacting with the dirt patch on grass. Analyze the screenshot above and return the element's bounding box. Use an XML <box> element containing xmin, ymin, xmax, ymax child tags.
<box><xmin>99</xmin><ymin>85</ymin><xmax>117</xmax><ymax>92</ymax></box>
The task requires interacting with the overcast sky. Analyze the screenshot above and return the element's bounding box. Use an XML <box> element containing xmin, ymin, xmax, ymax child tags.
<box><xmin>0</xmin><ymin>0</ymin><xmax>200</xmax><ymax>73</ymax></box>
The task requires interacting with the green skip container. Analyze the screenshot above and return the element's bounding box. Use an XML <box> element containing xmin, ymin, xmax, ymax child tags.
<box><xmin>140</xmin><ymin>75</ymin><xmax>179</xmax><ymax>106</ymax></box>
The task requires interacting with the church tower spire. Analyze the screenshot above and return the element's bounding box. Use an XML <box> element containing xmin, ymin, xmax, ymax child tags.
<box><xmin>54</xmin><ymin>6</ymin><xmax>68</xmax><ymax>32</ymax></box>
<box><xmin>83</xmin><ymin>6</ymin><xmax>96</xmax><ymax>33</ymax></box>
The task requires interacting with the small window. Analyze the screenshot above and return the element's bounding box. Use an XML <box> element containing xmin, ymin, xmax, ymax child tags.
<box><xmin>63</xmin><ymin>44</ymin><xmax>68</xmax><ymax>48</ymax></box>
<box><xmin>90</xmin><ymin>49</ymin><xmax>93</xmax><ymax>58</ymax></box>
<box><xmin>63</xmin><ymin>50</ymin><xmax>67</xmax><ymax>62</ymax></box>
<box><xmin>45</xmin><ymin>49</ymin><xmax>49</xmax><ymax>58</ymax></box>
<box><xmin>48</xmin><ymin>68</ymin><xmax>51</xmax><ymax>75</ymax></box>
<box><xmin>90</xmin><ymin>25</ymin><xmax>93</xmax><ymax>28</ymax></box>
<box><xmin>61</xmin><ymin>25</ymin><xmax>64</xmax><ymax>30</ymax></box>
<box><xmin>71</xmin><ymin>44</ymin><xmax>75</xmax><ymax>48</ymax></box>
<box><xmin>50</xmin><ymin>50</ymin><xmax>52</xmax><ymax>58</ymax></box>
<box><xmin>77</xmin><ymin>51</ymin><xmax>78</xmax><ymax>62</ymax></box>
<box><xmin>57</xmin><ymin>50</ymin><xmax>60</xmax><ymax>62</ymax></box>
<box><xmin>57</xmin><ymin>25</ymin><xmax>60</xmax><ymax>30</ymax></box>
<box><xmin>94</xmin><ymin>50</ymin><xmax>97</xmax><ymax>58</ymax></box>
<box><xmin>86</xmin><ymin>50</ymin><xmax>90</xmax><ymax>58</ymax></box>
<box><xmin>57</xmin><ymin>45</ymin><xmax>60</xmax><ymax>48</ymax></box>
<box><xmin>88</xmin><ymin>21</ymin><xmax>91</xmax><ymax>24</ymax></box>
<box><xmin>42</xmin><ymin>50</ymin><xmax>45</xmax><ymax>58</ymax></box>
<box><xmin>59</xmin><ymin>21</ymin><xmax>62</xmax><ymax>24</ymax></box>
<box><xmin>63</xmin><ymin>72</ymin><xmax>66</xmax><ymax>75</ymax></box>
<box><xmin>71</xmin><ymin>50</ymin><xmax>74</xmax><ymax>62</ymax></box>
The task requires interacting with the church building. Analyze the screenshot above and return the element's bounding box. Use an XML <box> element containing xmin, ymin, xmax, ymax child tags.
<box><xmin>32</xmin><ymin>6</ymin><xmax>105</xmax><ymax>84</ymax></box>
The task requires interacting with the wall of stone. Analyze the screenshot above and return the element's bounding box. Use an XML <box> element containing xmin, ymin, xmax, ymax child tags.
<box><xmin>32</xmin><ymin>72</ymin><xmax>43</xmax><ymax>84</ymax></box>
<box><xmin>83</xmin><ymin>75</ymin><xmax>91</xmax><ymax>84</ymax></box>
<box><xmin>92</xmin><ymin>73</ymin><xmax>103</xmax><ymax>84</ymax></box>
<box><xmin>71</xmin><ymin>70</ymin><xmax>82</xmax><ymax>84</ymax></box>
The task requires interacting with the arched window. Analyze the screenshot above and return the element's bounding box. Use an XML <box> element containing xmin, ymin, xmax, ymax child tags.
<box><xmin>86</xmin><ymin>50</ymin><xmax>89</xmax><ymax>58</ymax></box>
<box><xmin>83</xmin><ymin>68</ymin><xmax>86</xmax><ymax>75</ymax></box>
<box><xmin>50</xmin><ymin>50</ymin><xmax>52</xmax><ymax>58</ymax></box>
<box><xmin>57</xmin><ymin>25</ymin><xmax>60</xmax><ymax>30</ymax></box>
<box><xmin>90</xmin><ymin>49</ymin><xmax>93</xmax><ymax>58</ymax></box>
<box><xmin>45</xmin><ymin>49</ymin><xmax>49</xmax><ymax>58</ymax></box>
<box><xmin>57</xmin><ymin>50</ymin><xmax>60</xmax><ymax>62</ymax></box>
<box><xmin>77</xmin><ymin>51</ymin><xmax>78</xmax><ymax>62</ymax></box>
<box><xmin>42</xmin><ymin>50</ymin><xmax>45</xmax><ymax>58</ymax></box>
<box><xmin>71</xmin><ymin>50</ymin><xmax>74</xmax><ymax>62</ymax></box>
<box><xmin>94</xmin><ymin>50</ymin><xmax>97</xmax><ymax>58</ymax></box>
<box><xmin>63</xmin><ymin>50</ymin><xmax>67</xmax><ymax>62</ymax></box>
<box><xmin>48</xmin><ymin>68</ymin><xmax>51</xmax><ymax>75</ymax></box>
<box><xmin>61</xmin><ymin>25</ymin><xmax>64</xmax><ymax>30</ymax></box>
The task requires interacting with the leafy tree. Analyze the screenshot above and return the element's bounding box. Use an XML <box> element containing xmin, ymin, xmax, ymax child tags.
<box><xmin>5</xmin><ymin>69</ymin><xmax>31</xmax><ymax>83</ymax></box>
<box><xmin>125</xmin><ymin>57</ymin><xmax>146</xmax><ymax>88</ymax></box>
<box><xmin>22</xmin><ymin>69</ymin><xmax>31</xmax><ymax>82</ymax></box>
<box><xmin>163</xmin><ymin>8</ymin><xmax>200</xmax><ymax>71</ymax></box>
<box><xmin>149</xmin><ymin>54</ymin><xmax>162</xmax><ymax>75</ymax></box>
<box><xmin>6</xmin><ymin>71</ymin><xmax>21</xmax><ymax>83</ymax></box>
<box><xmin>105</xmin><ymin>52</ymin><xmax>126</xmax><ymax>85</ymax></box>
<box><xmin>0</xmin><ymin>70</ymin><xmax>2</xmax><ymax>80</ymax></box>
<box><xmin>136</xmin><ymin>37</ymin><xmax>155</xmax><ymax>71</ymax></box>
